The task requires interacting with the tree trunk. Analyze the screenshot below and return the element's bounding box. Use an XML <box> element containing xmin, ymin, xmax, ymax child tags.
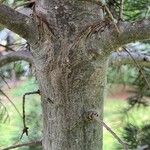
<box><xmin>31</xmin><ymin>1</ymin><xmax>108</xmax><ymax>149</ymax></box>
<box><xmin>32</xmin><ymin>36</ymin><xmax>108</xmax><ymax>150</ymax></box>
<box><xmin>0</xmin><ymin>0</ymin><xmax>150</xmax><ymax>150</ymax></box>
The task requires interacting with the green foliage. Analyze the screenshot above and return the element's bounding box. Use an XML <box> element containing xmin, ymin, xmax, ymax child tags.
<box><xmin>107</xmin><ymin>65</ymin><xmax>138</xmax><ymax>85</ymax></box>
<box><xmin>103</xmin><ymin>99</ymin><xmax>150</xmax><ymax>150</ymax></box>
<box><xmin>118</xmin><ymin>123</ymin><xmax>150</xmax><ymax>149</ymax></box>
<box><xmin>124</xmin><ymin>0</ymin><xmax>150</xmax><ymax>20</ymax></box>
<box><xmin>107</xmin><ymin>0</ymin><xmax>150</xmax><ymax>20</ymax></box>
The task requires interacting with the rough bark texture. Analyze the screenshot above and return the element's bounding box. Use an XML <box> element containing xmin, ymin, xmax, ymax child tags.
<box><xmin>35</xmin><ymin>55</ymin><xmax>108</xmax><ymax>150</ymax></box>
<box><xmin>0</xmin><ymin>0</ymin><xmax>150</xmax><ymax>150</ymax></box>
<box><xmin>30</xmin><ymin>1</ymin><xmax>108</xmax><ymax>149</ymax></box>
<box><xmin>0</xmin><ymin>4</ymin><xmax>38</xmax><ymax>43</ymax></box>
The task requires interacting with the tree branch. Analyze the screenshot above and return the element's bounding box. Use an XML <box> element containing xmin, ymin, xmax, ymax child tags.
<box><xmin>91</xmin><ymin>19</ymin><xmax>150</xmax><ymax>57</ymax></box>
<box><xmin>110</xmin><ymin>51</ymin><xmax>150</xmax><ymax>67</ymax></box>
<box><xmin>1</xmin><ymin>140</ymin><xmax>42</xmax><ymax>150</ymax></box>
<box><xmin>0</xmin><ymin>50</ymin><xmax>33</xmax><ymax>68</ymax></box>
<box><xmin>114</xmin><ymin>19</ymin><xmax>150</xmax><ymax>48</ymax></box>
<box><xmin>0</xmin><ymin>4</ymin><xmax>38</xmax><ymax>43</ymax></box>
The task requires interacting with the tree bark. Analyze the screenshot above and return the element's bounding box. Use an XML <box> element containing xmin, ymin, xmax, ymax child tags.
<box><xmin>31</xmin><ymin>1</ymin><xmax>109</xmax><ymax>149</ymax></box>
<box><xmin>0</xmin><ymin>0</ymin><xmax>150</xmax><ymax>150</ymax></box>
<box><xmin>34</xmin><ymin>51</ymin><xmax>108</xmax><ymax>150</ymax></box>
<box><xmin>0</xmin><ymin>50</ymin><xmax>33</xmax><ymax>67</ymax></box>
<box><xmin>0</xmin><ymin>4</ymin><xmax>38</xmax><ymax>43</ymax></box>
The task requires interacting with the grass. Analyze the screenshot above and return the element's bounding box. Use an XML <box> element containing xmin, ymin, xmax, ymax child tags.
<box><xmin>0</xmin><ymin>79</ymin><xmax>150</xmax><ymax>149</ymax></box>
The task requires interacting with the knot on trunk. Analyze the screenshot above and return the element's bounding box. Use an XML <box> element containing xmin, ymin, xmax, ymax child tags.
<box><xmin>84</xmin><ymin>110</ymin><xmax>99</xmax><ymax>121</ymax></box>
<box><xmin>87</xmin><ymin>48</ymin><xmax>100</xmax><ymax>60</ymax></box>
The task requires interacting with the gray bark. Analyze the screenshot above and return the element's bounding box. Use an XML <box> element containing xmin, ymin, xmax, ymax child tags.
<box><xmin>31</xmin><ymin>1</ymin><xmax>108</xmax><ymax>149</ymax></box>
<box><xmin>0</xmin><ymin>4</ymin><xmax>38</xmax><ymax>43</ymax></box>
<box><xmin>0</xmin><ymin>50</ymin><xmax>33</xmax><ymax>68</ymax></box>
<box><xmin>0</xmin><ymin>0</ymin><xmax>150</xmax><ymax>150</ymax></box>
<box><xmin>35</xmin><ymin>55</ymin><xmax>108</xmax><ymax>150</ymax></box>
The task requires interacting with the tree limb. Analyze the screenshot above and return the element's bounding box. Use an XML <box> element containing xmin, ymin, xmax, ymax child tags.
<box><xmin>114</xmin><ymin>19</ymin><xmax>150</xmax><ymax>48</ymax></box>
<box><xmin>0</xmin><ymin>50</ymin><xmax>33</xmax><ymax>68</ymax></box>
<box><xmin>0</xmin><ymin>4</ymin><xmax>38</xmax><ymax>43</ymax></box>
<box><xmin>1</xmin><ymin>140</ymin><xmax>42</xmax><ymax>150</ymax></box>
<box><xmin>92</xmin><ymin>19</ymin><xmax>150</xmax><ymax>56</ymax></box>
<box><xmin>110</xmin><ymin>51</ymin><xmax>150</xmax><ymax>67</ymax></box>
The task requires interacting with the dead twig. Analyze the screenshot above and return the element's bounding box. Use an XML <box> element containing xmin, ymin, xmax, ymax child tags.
<box><xmin>103</xmin><ymin>5</ymin><xmax>120</xmax><ymax>34</ymax></box>
<box><xmin>1</xmin><ymin>140</ymin><xmax>42</xmax><ymax>150</ymax></box>
<box><xmin>0</xmin><ymin>44</ymin><xmax>15</xmax><ymax>51</ymax></box>
<box><xmin>119</xmin><ymin>0</ymin><xmax>124</xmax><ymax>20</ymax></box>
<box><xmin>21</xmin><ymin>90</ymin><xmax>40</xmax><ymax>139</ymax></box>
<box><xmin>66</xmin><ymin>110</ymin><xmax>128</xmax><ymax>150</ymax></box>
<box><xmin>0</xmin><ymin>100</ymin><xmax>10</xmax><ymax>123</ymax></box>
<box><xmin>0</xmin><ymin>73</ymin><xmax>10</xmax><ymax>89</ymax></box>
<box><xmin>123</xmin><ymin>47</ymin><xmax>150</xmax><ymax>89</ymax></box>
<box><xmin>87</xmin><ymin>111</ymin><xmax>128</xmax><ymax>150</ymax></box>
<box><xmin>0</xmin><ymin>89</ymin><xmax>22</xmax><ymax>118</ymax></box>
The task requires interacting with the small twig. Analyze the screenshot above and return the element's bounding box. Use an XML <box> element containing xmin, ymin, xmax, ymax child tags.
<box><xmin>0</xmin><ymin>100</ymin><xmax>10</xmax><ymax>123</ymax></box>
<box><xmin>0</xmin><ymin>44</ymin><xmax>15</xmax><ymax>51</ymax></box>
<box><xmin>104</xmin><ymin>5</ymin><xmax>120</xmax><ymax>34</ymax></box>
<box><xmin>119</xmin><ymin>0</ymin><xmax>124</xmax><ymax>20</ymax></box>
<box><xmin>68</xmin><ymin>20</ymin><xmax>108</xmax><ymax>52</ymax></box>
<box><xmin>93</xmin><ymin>0</ymin><xmax>120</xmax><ymax>34</ymax></box>
<box><xmin>100</xmin><ymin>120</ymin><xmax>128</xmax><ymax>150</ymax></box>
<box><xmin>0</xmin><ymin>89</ymin><xmax>22</xmax><ymax>118</ymax></box>
<box><xmin>86</xmin><ymin>111</ymin><xmax>128</xmax><ymax>150</ymax></box>
<box><xmin>123</xmin><ymin>47</ymin><xmax>150</xmax><ymax>89</ymax></box>
<box><xmin>21</xmin><ymin>90</ymin><xmax>40</xmax><ymax>139</ymax></box>
<box><xmin>1</xmin><ymin>140</ymin><xmax>42</xmax><ymax>150</ymax></box>
<box><xmin>0</xmin><ymin>73</ymin><xmax>10</xmax><ymax>89</ymax></box>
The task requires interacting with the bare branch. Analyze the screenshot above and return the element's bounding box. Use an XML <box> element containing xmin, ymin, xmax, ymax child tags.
<box><xmin>88</xmin><ymin>19</ymin><xmax>150</xmax><ymax>57</ymax></box>
<box><xmin>110</xmin><ymin>48</ymin><xmax>150</xmax><ymax>90</ymax></box>
<box><xmin>110</xmin><ymin>51</ymin><xmax>150</xmax><ymax>67</ymax></box>
<box><xmin>0</xmin><ymin>44</ymin><xmax>15</xmax><ymax>51</ymax></box>
<box><xmin>0</xmin><ymin>50</ymin><xmax>33</xmax><ymax>68</ymax></box>
<box><xmin>21</xmin><ymin>90</ymin><xmax>40</xmax><ymax>139</ymax></box>
<box><xmin>0</xmin><ymin>73</ymin><xmax>11</xmax><ymax>88</ymax></box>
<box><xmin>119</xmin><ymin>0</ymin><xmax>124</xmax><ymax>20</ymax></box>
<box><xmin>0</xmin><ymin>89</ymin><xmax>22</xmax><ymax>118</ymax></box>
<box><xmin>1</xmin><ymin>140</ymin><xmax>42</xmax><ymax>150</ymax></box>
<box><xmin>114</xmin><ymin>19</ymin><xmax>150</xmax><ymax>47</ymax></box>
<box><xmin>98</xmin><ymin>19</ymin><xmax>150</xmax><ymax>56</ymax></box>
<box><xmin>124</xmin><ymin>48</ymin><xmax>150</xmax><ymax>89</ymax></box>
<box><xmin>0</xmin><ymin>4</ymin><xmax>38</xmax><ymax>42</ymax></box>
<box><xmin>86</xmin><ymin>111</ymin><xmax>128</xmax><ymax>150</ymax></box>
